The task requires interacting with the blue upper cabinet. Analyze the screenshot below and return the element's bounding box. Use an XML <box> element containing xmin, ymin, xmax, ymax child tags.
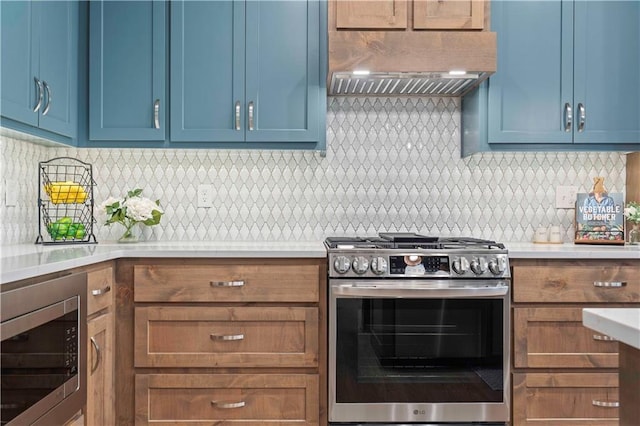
<box><xmin>462</xmin><ymin>0</ymin><xmax>640</xmax><ymax>155</ymax></box>
<box><xmin>1</xmin><ymin>1</ymin><xmax>78</xmax><ymax>141</ymax></box>
<box><xmin>89</xmin><ymin>0</ymin><xmax>166</xmax><ymax>141</ymax></box>
<box><xmin>170</xmin><ymin>0</ymin><xmax>245</xmax><ymax>142</ymax></box>
<box><xmin>171</xmin><ymin>0</ymin><xmax>325</xmax><ymax>147</ymax></box>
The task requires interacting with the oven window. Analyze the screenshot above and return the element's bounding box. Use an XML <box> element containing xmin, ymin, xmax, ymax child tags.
<box><xmin>335</xmin><ymin>297</ymin><xmax>504</xmax><ymax>403</ymax></box>
<box><xmin>0</xmin><ymin>310</ymin><xmax>78</xmax><ymax>424</ymax></box>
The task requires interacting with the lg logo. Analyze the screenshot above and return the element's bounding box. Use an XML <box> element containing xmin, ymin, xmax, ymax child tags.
<box><xmin>413</xmin><ymin>409</ymin><xmax>426</xmax><ymax>415</ymax></box>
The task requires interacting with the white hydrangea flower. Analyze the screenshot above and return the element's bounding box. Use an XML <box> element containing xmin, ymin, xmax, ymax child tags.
<box><xmin>123</xmin><ymin>196</ymin><xmax>163</xmax><ymax>222</ymax></box>
<box><xmin>96</xmin><ymin>196</ymin><xmax>122</xmax><ymax>223</ymax></box>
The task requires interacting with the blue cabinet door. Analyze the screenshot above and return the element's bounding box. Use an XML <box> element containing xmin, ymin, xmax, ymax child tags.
<box><xmin>0</xmin><ymin>1</ymin><xmax>39</xmax><ymax>128</ymax></box>
<box><xmin>573</xmin><ymin>1</ymin><xmax>640</xmax><ymax>144</ymax></box>
<box><xmin>487</xmin><ymin>0</ymin><xmax>573</xmax><ymax>144</ymax></box>
<box><xmin>90</xmin><ymin>0</ymin><xmax>166</xmax><ymax>141</ymax></box>
<box><xmin>245</xmin><ymin>0</ymin><xmax>321</xmax><ymax>143</ymax></box>
<box><xmin>170</xmin><ymin>0</ymin><xmax>245</xmax><ymax>142</ymax></box>
<box><xmin>1</xmin><ymin>1</ymin><xmax>77</xmax><ymax>139</ymax></box>
<box><xmin>38</xmin><ymin>1</ymin><xmax>78</xmax><ymax>138</ymax></box>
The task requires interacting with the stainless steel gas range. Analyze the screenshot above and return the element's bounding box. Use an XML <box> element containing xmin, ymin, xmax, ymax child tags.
<box><xmin>326</xmin><ymin>233</ymin><xmax>510</xmax><ymax>425</ymax></box>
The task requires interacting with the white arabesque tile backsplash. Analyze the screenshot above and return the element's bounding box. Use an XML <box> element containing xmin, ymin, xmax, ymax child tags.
<box><xmin>0</xmin><ymin>97</ymin><xmax>627</xmax><ymax>245</ymax></box>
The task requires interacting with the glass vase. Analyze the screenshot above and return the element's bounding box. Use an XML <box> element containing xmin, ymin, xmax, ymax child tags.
<box><xmin>118</xmin><ymin>223</ymin><xmax>140</xmax><ymax>243</ymax></box>
<box><xmin>629</xmin><ymin>224</ymin><xmax>640</xmax><ymax>245</ymax></box>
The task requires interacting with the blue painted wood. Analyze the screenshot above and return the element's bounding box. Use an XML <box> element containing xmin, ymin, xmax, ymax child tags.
<box><xmin>170</xmin><ymin>0</ymin><xmax>245</xmax><ymax>142</ymax></box>
<box><xmin>487</xmin><ymin>0</ymin><xmax>572</xmax><ymax>144</ymax></box>
<box><xmin>89</xmin><ymin>0</ymin><xmax>165</xmax><ymax>141</ymax></box>
<box><xmin>0</xmin><ymin>1</ymin><xmax>39</xmax><ymax>128</ymax></box>
<box><xmin>38</xmin><ymin>1</ymin><xmax>78</xmax><ymax>138</ymax></box>
<box><xmin>1</xmin><ymin>1</ymin><xmax>77</xmax><ymax>140</ymax></box>
<box><xmin>245</xmin><ymin>0</ymin><xmax>321</xmax><ymax>143</ymax></box>
<box><xmin>573</xmin><ymin>1</ymin><xmax>640</xmax><ymax>145</ymax></box>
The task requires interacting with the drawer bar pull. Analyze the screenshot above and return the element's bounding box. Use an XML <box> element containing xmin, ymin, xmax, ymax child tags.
<box><xmin>211</xmin><ymin>280</ymin><xmax>245</xmax><ymax>287</ymax></box>
<box><xmin>211</xmin><ymin>401</ymin><xmax>246</xmax><ymax>409</ymax></box>
<box><xmin>593</xmin><ymin>334</ymin><xmax>617</xmax><ymax>341</ymax></box>
<box><xmin>592</xmin><ymin>399</ymin><xmax>619</xmax><ymax>408</ymax></box>
<box><xmin>593</xmin><ymin>281</ymin><xmax>626</xmax><ymax>288</ymax></box>
<box><xmin>210</xmin><ymin>333</ymin><xmax>244</xmax><ymax>341</ymax></box>
<box><xmin>91</xmin><ymin>285</ymin><xmax>111</xmax><ymax>296</ymax></box>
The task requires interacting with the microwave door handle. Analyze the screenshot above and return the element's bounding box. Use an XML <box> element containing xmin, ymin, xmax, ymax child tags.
<box><xmin>332</xmin><ymin>284</ymin><xmax>509</xmax><ymax>298</ymax></box>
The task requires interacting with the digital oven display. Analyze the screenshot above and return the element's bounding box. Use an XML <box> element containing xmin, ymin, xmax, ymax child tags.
<box><xmin>389</xmin><ymin>255</ymin><xmax>449</xmax><ymax>275</ymax></box>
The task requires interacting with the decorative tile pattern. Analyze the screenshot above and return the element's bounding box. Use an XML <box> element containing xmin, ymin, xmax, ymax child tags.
<box><xmin>0</xmin><ymin>97</ymin><xmax>627</xmax><ymax>245</ymax></box>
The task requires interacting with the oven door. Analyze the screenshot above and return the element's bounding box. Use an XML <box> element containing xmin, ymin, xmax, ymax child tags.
<box><xmin>329</xmin><ymin>280</ymin><xmax>510</xmax><ymax>424</ymax></box>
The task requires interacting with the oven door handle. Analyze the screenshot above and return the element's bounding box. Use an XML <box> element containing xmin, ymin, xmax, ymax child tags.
<box><xmin>331</xmin><ymin>283</ymin><xmax>509</xmax><ymax>298</ymax></box>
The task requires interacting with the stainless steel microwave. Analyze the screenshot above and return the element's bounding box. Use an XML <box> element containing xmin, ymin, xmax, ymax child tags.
<box><xmin>1</xmin><ymin>272</ymin><xmax>87</xmax><ymax>425</ymax></box>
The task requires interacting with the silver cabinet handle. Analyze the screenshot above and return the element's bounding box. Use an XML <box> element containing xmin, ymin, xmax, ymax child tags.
<box><xmin>42</xmin><ymin>81</ymin><xmax>51</xmax><ymax>115</ymax></box>
<box><xmin>248</xmin><ymin>101</ymin><xmax>254</xmax><ymax>131</ymax></box>
<box><xmin>592</xmin><ymin>400</ymin><xmax>619</xmax><ymax>408</ymax></box>
<box><xmin>90</xmin><ymin>336</ymin><xmax>101</xmax><ymax>374</ymax></box>
<box><xmin>564</xmin><ymin>102</ymin><xmax>572</xmax><ymax>132</ymax></box>
<box><xmin>593</xmin><ymin>334</ymin><xmax>617</xmax><ymax>342</ymax></box>
<box><xmin>33</xmin><ymin>77</ymin><xmax>43</xmax><ymax>112</ymax></box>
<box><xmin>235</xmin><ymin>101</ymin><xmax>241</xmax><ymax>130</ymax></box>
<box><xmin>211</xmin><ymin>401</ymin><xmax>246</xmax><ymax>409</ymax></box>
<box><xmin>210</xmin><ymin>333</ymin><xmax>244</xmax><ymax>341</ymax></box>
<box><xmin>594</xmin><ymin>281</ymin><xmax>627</xmax><ymax>288</ymax></box>
<box><xmin>578</xmin><ymin>103</ymin><xmax>586</xmax><ymax>132</ymax></box>
<box><xmin>91</xmin><ymin>286</ymin><xmax>111</xmax><ymax>296</ymax></box>
<box><xmin>153</xmin><ymin>99</ymin><xmax>160</xmax><ymax>129</ymax></box>
<box><xmin>210</xmin><ymin>280</ymin><xmax>245</xmax><ymax>287</ymax></box>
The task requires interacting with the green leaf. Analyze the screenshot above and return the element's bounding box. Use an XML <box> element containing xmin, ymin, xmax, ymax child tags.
<box><xmin>128</xmin><ymin>188</ymin><xmax>143</xmax><ymax>198</ymax></box>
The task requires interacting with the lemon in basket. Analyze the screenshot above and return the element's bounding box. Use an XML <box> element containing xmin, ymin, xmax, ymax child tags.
<box><xmin>44</xmin><ymin>181</ymin><xmax>88</xmax><ymax>204</ymax></box>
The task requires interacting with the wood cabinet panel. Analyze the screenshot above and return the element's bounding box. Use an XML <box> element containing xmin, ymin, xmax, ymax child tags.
<box><xmin>135</xmin><ymin>374</ymin><xmax>319</xmax><ymax>425</ymax></box>
<box><xmin>512</xmin><ymin>260</ymin><xmax>640</xmax><ymax>303</ymax></box>
<box><xmin>87</xmin><ymin>312</ymin><xmax>115</xmax><ymax>426</ymax></box>
<box><xmin>135</xmin><ymin>306</ymin><xmax>318</xmax><ymax>368</ymax></box>
<box><xmin>513</xmin><ymin>307</ymin><xmax>619</xmax><ymax>368</ymax></box>
<box><xmin>413</xmin><ymin>0</ymin><xmax>484</xmax><ymax>29</ymax></box>
<box><xmin>133</xmin><ymin>263</ymin><xmax>320</xmax><ymax>303</ymax></box>
<box><xmin>87</xmin><ymin>266</ymin><xmax>114</xmax><ymax>316</ymax></box>
<box><xmin>512</xmin><ymin>373</ymin><xmax>619</xmax><ymax>425</ymax></box>
<box><xmin>336</xmin><ymin>0</ymin><xmax>407</xmax><ymax>29</ymax></box>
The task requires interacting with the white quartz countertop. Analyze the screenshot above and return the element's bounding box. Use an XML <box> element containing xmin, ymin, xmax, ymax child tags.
<box><xmin>1</xmin><ymin>240</ymin><xmax>638</xmax><ymax>284</ymax></box>
<box><xmin>0</xmin><ymin>241</ymin><xmax>327</xmax><ymax>284</ymax></box>
<box><xmin>583</xmin><ymin>308</ymin><xmax>640</xmax><ymax>350</ymax></box>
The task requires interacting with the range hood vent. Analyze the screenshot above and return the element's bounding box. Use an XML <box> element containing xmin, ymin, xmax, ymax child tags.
<box><xmin>330</xmin><ymin>72</ymin><xmax>486</xmax><ymax>96</ymax></box>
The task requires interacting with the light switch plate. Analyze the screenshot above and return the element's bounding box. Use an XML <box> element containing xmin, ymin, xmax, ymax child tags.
<box><xmin>555</xmin><ymin>185</ymin><xmax>578</xmax><ymax>209</ymax></box>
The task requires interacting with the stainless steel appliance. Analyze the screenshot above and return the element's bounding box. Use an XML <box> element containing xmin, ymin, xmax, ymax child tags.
<box><xmin>1</xmin><ymin>273</ymin><xmax>87</xmax><ymax>425</ymax></box>
<box><xmin>327</xmin><ymin>233</ymin><xmax>510</xmax><ymax>425</ymax></box>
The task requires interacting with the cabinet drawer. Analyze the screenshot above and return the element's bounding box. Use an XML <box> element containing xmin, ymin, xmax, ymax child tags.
<box><xmin>135</xmin><ymin>374</ymin><xmax>319</xmax><ymax>425</ymax></box>
<box><xmin>135</xmin><ymin>306</ymin><xmax>318</xmax><ymax>368</ymax></box>
<box><xmin>512</xmin><ymin>373</ymin><xmax>619</xmax><ymax>425</ymax></box>
<box><xmin>133</xmin><ymin>263</ymin><xmax>320</xmax><ymax>303</ymax></box>
<box><xmin>512</xmin><ymin>260</ymin><xmax>640</xmax><ymax>303</ymax></box>
<box><xmin>513</xmin><ymin>307</ymin><xmax>619</xmax><ymax>368</ymax></box>
<box><xmin>87</xmin><ymin>266</ymin><xmax>114</xmax><ymax>316</ymax></box>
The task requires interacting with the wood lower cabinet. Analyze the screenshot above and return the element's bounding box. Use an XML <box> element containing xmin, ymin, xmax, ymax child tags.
<box><xmin>115</xmin><ymin>258</ymin><xmax>327</xmax><ymax>426</ymax></box>
<box><xmin>85</xmin><ymin>264</ymin><xmax>115</xmax><ymax>426</ymax></box>
<box><xmin>136</xmin><ymin>374</ymin><xmax>319</xmax><ymax>424</ymax></box>
<box><xmin>511</xmin><ymin>258</ymin><xmax>639</xmax><ymax>426</ymax></box>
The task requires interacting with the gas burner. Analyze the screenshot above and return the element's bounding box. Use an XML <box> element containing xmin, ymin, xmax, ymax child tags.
<box><xmin>324</xmin><ymin>233</ymin><xmax>505</xmax><ymax>251</ymax></box>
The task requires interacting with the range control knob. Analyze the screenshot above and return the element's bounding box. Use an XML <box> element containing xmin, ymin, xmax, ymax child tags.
<box><xmin>470</xmin><ymin>257</ymin><xmax>488</xmax><ymax>275</ymax></box>
<box><xmin>352</xmin><ymin>256</ymin><xmax>370</xmax><ymax>275</ymax></box>
<box><xmin>370</xmin><ymin>257</ymin><xmax>388</xmax><ymax>275</ymax></box>
<box><xmin>333</xmin><ymin>256</ymin><xmax>351</xmax><ymax>274</ymax></box>
<box><xmin>488</xmin><ymin>257</ymin><xmax>507</xmax><ymax>275</ymax></box>
<box><xmin>452</xmin><ymin>257</ymin><xmax>470</xmax><ymax>274</ymax></box>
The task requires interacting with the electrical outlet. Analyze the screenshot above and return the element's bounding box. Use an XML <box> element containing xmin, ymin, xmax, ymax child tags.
<box><xmin>5</xmin><ymin>179</ymin><xmax>17</xmax><ymax>206</ymax></box>
<box><xmin>197</xmin><ymin>184</ymin><xmax>214</xmax><ymax>208</ymax></box>
<box><xmin>555</xmin><ymin>186</ymin><xmax>579</xmax><ymax>209</ymax></box>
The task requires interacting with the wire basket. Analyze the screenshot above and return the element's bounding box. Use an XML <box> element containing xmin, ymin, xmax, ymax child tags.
<box><xmin>36</xmin><ymin>157</ymin><xmax>97</xmax><ymax>245</ymax></box>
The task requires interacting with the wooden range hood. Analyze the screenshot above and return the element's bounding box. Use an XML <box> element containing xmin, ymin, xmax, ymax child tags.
<box><xmin>328</xmin><ymin>0</ymin><xmax>497</xmax><ymax>96</ymax></box>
